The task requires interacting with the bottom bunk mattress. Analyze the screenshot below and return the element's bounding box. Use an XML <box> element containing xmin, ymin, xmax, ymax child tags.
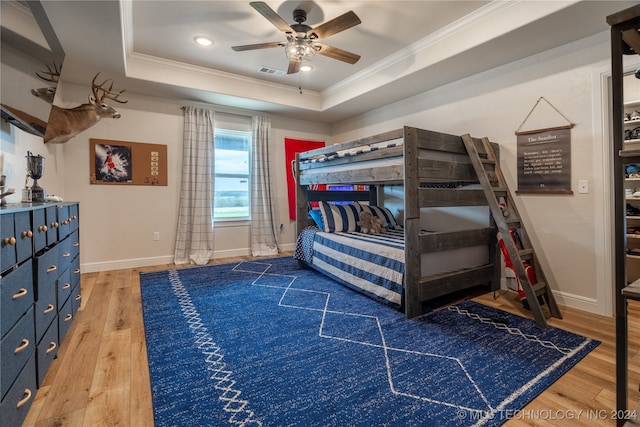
<box><xmin>294</xmin><ymin>227</ymin><xmax>489</xmax><ymax>308</ymax></box>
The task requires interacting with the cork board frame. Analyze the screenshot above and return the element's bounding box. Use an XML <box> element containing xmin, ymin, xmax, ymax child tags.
<box><xmin>89</xmin><ymin>138</ymin><xmax>167</xmax><ymax>186</ymax></box>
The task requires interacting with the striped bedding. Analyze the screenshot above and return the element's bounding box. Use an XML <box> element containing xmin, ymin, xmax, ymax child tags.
<box><xmin>294</xmin><ymin>227</ymin><xmax>405</xmax><ymax>308</ymax></box>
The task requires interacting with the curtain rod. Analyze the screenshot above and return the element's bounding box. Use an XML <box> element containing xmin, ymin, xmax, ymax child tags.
<box><xmin>180</xmin><ymin>105</ymin><xmax>253</xmax><ymax>119</ymax></box>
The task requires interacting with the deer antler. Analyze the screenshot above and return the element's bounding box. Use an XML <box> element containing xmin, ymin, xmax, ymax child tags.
<box><xmin>35</xmin><ymin>62</ymin><xmax>61</xmax><ymax>83</ymax></box>
<box><xmin>91</xmin><ymin>72</ymin><xmax>128</xmax><ymax>104</ymax></box>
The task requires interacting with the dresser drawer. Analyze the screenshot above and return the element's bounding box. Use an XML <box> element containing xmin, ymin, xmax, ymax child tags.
<box><xmin>0</xmin><ymin>355</ymin><xmax>36</xmax><ymax>427</ymax></box>
<box><xmin>0</xmin><ymin>306</ymin><xmax>35</xmax><ymax>400</ymax></box>
<box><xmin>57</xmin><ymin>267</ymin><xmax>72</xmax><ymax>308</ymax></box>
<box><xmin>35</xmin><ymin>291</ymin><xmax>56</xmax><ymax>344</ymax></box>
<box><xmin>0</xmin><ymin>259</ymin><xmax>34</xmax><ymax>339</ymax></box>
<box><xmin>69</xmin><ymin>204</ymin><xmax>79</xmax><ymax>232</ymax></box>
<box><xmin>14</xmin><ymin>211</ymin><xmax>33</xmax><ymax>264</ymax></box>
<box><xmin>34</xmin><ymin>246</ymin><xmax>59</xmax><ymax>300</ymax></box>
<box><xmin>58</xmin><ymin>235</ymin><xmax>73</xmax><ymax>274</ymax></box>
<box><xmin>68</xmin><ymin>230</ymin><xmax>79</xmax><ymax>261</ymax></box>
<box><xmin>36</xmin><ymin>320</ymin><xmax>58</xmax><ymax>387</ymax></box>
<box><xmin>45</xmin><ymin>206</ymin><xmax>59</xmax><ymax>245</ymax></box>
<box><xmin>71</xmin><ymin>254</ymin><xmax>81</xmax><ymax>289</ymax></box>
<box><xmin>0</xmin><ymin>213</ymin><xmax>16</xmax><ymax>273</ymax></box>
<box><xmin>58</xmin><ymin>296</ymin><xmax>73</xmax><ymax>345</ymax></box>
<box><xmin>32</xmin><ymin>208</ymin><xmax>48</xmax><ymax>254</ymax></box>
<box><xmin>72</xmin><ymin>281</ymin><xmax>82</xmax><ymax>315</ymax></box>
<box><xmin>57</xmin><ymin>205</ymin><xmax>70</xmax><ymax>241</ymax></box>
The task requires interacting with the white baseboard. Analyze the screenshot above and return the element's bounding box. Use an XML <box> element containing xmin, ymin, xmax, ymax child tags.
<box><xmin>552</xmin><ymin>290</ymin><xmax>604</xmax><ymax>316</ymax></box>
<box><xmin>81</xmin><ymin>243</ymin><xmax>297</xmax><ymax>273</ymax></box>
<box><xmin>81</xmin><ymin>255</ymin><xmax>177</xmax><ymax>273</ymax></box>
<box><xmin>499</xmin><ymin>280</ymin><xmax>605</xmax><ymax>316</ymax></box>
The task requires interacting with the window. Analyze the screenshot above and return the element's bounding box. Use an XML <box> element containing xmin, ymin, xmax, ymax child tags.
<box><xmin>214</xmin><ymin>128</ymin><xmax>251</xmax><ymax>221</ymax></box>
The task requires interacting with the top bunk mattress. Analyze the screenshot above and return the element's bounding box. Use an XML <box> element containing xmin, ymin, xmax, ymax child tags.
<box><xmin>296</xmin><ymin>138</ymin><xmax>474</xmax><ymax>186</ymax></box>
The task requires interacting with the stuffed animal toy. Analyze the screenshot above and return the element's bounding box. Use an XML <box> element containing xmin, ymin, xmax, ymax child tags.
<box><xmin>357</xmin><ymin>211</ymin><xmax>387</xmax><ymax>234</ymax></box>
<box><xmin>369</xmin><ymin>216</ymin><xmax>386</xmax><ymax>234</ymax></box>
<box><xmin>357</xmin><ymin>211</ymin><xmax>374</xmax><ymax>234</ymax></box>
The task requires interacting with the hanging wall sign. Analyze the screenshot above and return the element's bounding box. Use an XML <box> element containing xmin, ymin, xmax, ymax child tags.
<box><xmin>516</xmin><ymin>128</ymin><xmax>572</xmax><ymax>194</ymax></box>
<box><xmin>515</xmin><ymin>97</ymin><xmax>574</xmax><ymax>195</ymax></box>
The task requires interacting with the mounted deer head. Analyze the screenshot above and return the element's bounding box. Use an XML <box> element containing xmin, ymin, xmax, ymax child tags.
<box><xmin>44</xmin><ymin>72</ymin><xmax>128</xmax><ymax>144</ymax></box>
<box><xmin>31</xmin><ymin>62</ymin><xmax>60</xmax><ymax>104</ymax></box>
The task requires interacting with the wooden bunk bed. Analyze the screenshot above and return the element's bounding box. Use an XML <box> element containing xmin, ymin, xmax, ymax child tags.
<box><xmin>293</xmin><ymin>126</ymin><xmax>502</xmax><ymax>318</ymax></box>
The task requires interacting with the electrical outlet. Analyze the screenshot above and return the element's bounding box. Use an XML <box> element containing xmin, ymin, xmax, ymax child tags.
<box><xmin>153</xmin><ymin>231</ymin><xmax>160</xmax><ymax>241</ymax></box>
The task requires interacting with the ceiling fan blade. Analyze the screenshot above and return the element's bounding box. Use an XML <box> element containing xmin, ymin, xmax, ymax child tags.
<box><xmin>232</xmin><ymin>41</ymin><xmax>284</xmax><ymax>51</ymax></box>
<box><xmin>250</xmin><ymin>2</ymin><xmax>294</xmax><ymax>34</ymax></box>
<box><xmin>287</xmin><ymin>60</ymin><xmax>301</xmax><ymax>74</ymax></box>
<box><xmin>314</xmin><ymin>42</ymin><xmax>361</xmax><ymax>64</ymax></box>
<box><xmin>310</xmin><ymin>11</ymin><xmax>361</xmax><ymax>39</ymax></box>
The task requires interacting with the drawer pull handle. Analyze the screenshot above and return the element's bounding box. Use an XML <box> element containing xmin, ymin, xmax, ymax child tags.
<box><xmin>51</xmin><ymin>221</ymin><xmax>59</xmax><ymax>228</ymax></box>
<box><xmin>75</xmin><ymin>268</ymin><xmax>81</xmax><ymax>274</ymax></box>
<box><xmin>64</xmin><ymin>314</ymin><xmax>72</xmax><ymax>322</ymax></box>
<box><xmin>63</xmin><ymin>252</ymin><xmax>71</xmax><ymax>258</ymax></box>
<box><xmin>63</xmin><ymin>283</ymin><xmax>71</xmax><ymax>290</ymax></box>
<box><xmin>16</xmin><ymin>389</ymin><xmax>32</xmax><ymax>409</ymax></box>
<box><xmin>12</xmin><ymin>288</ymin><xmax>28</xmax><ymax>300</ymax></box>
<box><xmin>73</xmin><ymin>242</ymin><xmax>79</xmax><ymax>247</ymax></box>
<box><xmin>2</xmin><ymin>236</ymin><xmax>16</xmax><ymax>246</ymax></box>
<box><xmin>47</xmin><ymin>265</ymin><xmax>57</xmax><ymax>273</ymax></box>
<box><xmin>21</xmin><ymin>230</ymin><xmax>33</xmax><ymax>238</ymax></box>
<box><xmin>46</xmin><ymin>341</ymin><xmax>57</xmax><ymax>354</ymax></box>
<box><xmin>39</xmin><ymin>225</ymin><xmax>48</xmax><ymax>232</ymax></box>
<box><xmin>15</xmin><ymin>339</ymin><xmax>29</xmax><ymax>354</ymax></box>
<box><xmin>44</xmin><ymin>304</ymin><xmax>55</xmax><ymax>314</ymax></box>
<box><xmin>75</xmin><ymin>295</ymin><xmax>82</xmax><ymax>301</ymax></box>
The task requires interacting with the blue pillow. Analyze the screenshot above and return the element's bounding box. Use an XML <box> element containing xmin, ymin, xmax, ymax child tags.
<box><xmin>318</xmin><ymin>202</ymin><xmax>360</xmax><ymax>233</ymax></box>
<box><xmin>308</xmin><ymin>209</ymin><xmax>324</xmax><ymax>229</ymax></box>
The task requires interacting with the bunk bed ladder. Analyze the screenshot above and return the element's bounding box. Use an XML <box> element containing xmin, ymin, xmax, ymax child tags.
<box><xmin>461</xmin><ymin>134</ymin><xmax>562</xmax><ymax>328</ymax></box>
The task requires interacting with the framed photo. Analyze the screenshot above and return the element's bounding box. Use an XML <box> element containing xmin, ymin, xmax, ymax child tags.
<box><xmin>90</xmin><ymin>138</ymin><xmax>167</xmax><ymax>186</ymax></box>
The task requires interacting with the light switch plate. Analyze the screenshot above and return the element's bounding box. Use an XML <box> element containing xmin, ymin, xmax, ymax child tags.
<box><xmin>578</xmin><ymin>180</ymin><xmax>589</xmax><ymax>194</ymax></box>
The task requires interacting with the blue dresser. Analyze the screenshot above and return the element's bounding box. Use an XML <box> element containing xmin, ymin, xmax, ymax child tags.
<box><xmin>0</xmin><ymin>202</ymin><xmax>80</xmax><ymax>427</ymax></box>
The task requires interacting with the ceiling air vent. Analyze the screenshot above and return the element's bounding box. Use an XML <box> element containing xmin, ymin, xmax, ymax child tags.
<box><xmin>258</xmin><ymin>66</ymin><xmax>285</xmax><ymax>77</ymax></box>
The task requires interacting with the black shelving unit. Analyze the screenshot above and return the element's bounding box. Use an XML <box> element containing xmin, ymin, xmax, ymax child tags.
<box><xmin>607</xmin><ymin>5</ymin><xmax>640</xmax><ymax>427</ymax></box>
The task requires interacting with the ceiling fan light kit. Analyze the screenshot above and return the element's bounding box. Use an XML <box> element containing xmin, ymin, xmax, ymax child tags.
<box><xmin>231</xmin><ymin>1</ymin><xmax>361</xmax><ymax>75</ymax></box>
<box><xmin>285</xmin><ymin>38</ymin><xmax>316</xmax><ymax>62</ymax></box>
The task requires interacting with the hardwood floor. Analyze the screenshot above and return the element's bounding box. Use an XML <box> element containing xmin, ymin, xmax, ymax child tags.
<box><xmin>22</xmin><ymin>253</ymin><xmax>640</xmax><ymax>426</ymax></box>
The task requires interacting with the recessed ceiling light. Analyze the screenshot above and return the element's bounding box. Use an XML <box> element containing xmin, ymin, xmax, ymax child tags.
<box><xmin>300</xmin><ymin>64</ymin><xmax>313</xmax><ymax>72</ymax></box>
<box><xmin>194</xmin><ymin>36</ymin><xmax>213</xmax><ymax>46</ymax></box>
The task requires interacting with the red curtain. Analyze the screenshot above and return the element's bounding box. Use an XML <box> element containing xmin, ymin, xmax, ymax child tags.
<box><xmin>284</xmin><ymin>138</ymin><xmax>325</xmax><ymax>220</ymax></box>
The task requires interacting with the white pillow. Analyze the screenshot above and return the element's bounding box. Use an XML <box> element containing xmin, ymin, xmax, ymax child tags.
<box><xmin>319</xmin><ymin>202</ymin><xmax>360</xmax><ymax>233</ymax></box>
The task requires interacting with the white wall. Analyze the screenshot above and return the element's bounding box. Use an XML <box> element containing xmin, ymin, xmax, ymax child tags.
<box><xmin>53</xmin><ymin>85</ymin><xmax>330</xmax><ymax>272</ymax></box>
<box><xmin>330</xmin><ymin>30</ymin><xmax>627</xmax><ymax>316</ymax></box>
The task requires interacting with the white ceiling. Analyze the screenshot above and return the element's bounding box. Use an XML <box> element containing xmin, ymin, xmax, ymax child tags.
<box><xmin>26</xmin><ymin>0</ymin><xmax>640</xmax><ymax>122</ymax></box>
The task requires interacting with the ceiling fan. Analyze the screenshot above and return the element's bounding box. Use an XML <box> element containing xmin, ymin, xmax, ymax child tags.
<box><xmin>232</xmin><ymin>1</ymin><xmax>362</xmax><ymax>74</ymax></box>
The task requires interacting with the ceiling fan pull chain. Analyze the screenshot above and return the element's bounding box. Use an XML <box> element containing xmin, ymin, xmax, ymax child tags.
<box><xmin>298</xmin><ymin>71</ymin><xmax>303</xmax><ymax>94</ymax></box>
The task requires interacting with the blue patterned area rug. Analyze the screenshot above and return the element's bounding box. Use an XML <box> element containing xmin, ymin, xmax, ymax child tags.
<box><xmin>140</xmin><ymin>256</ymin><xmax>598</xmax><ymax>427</ymax></box>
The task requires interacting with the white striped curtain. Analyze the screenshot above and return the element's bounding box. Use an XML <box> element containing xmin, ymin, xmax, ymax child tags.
<box><xmin>250</xmin><ymin>116</ymin><xmax>280</xmax><ymax>256</ymax></box>
<box><xmin>174</xmin><ymin>106</ymin><xmax>215</xmax><ymax>265</ymax></box>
